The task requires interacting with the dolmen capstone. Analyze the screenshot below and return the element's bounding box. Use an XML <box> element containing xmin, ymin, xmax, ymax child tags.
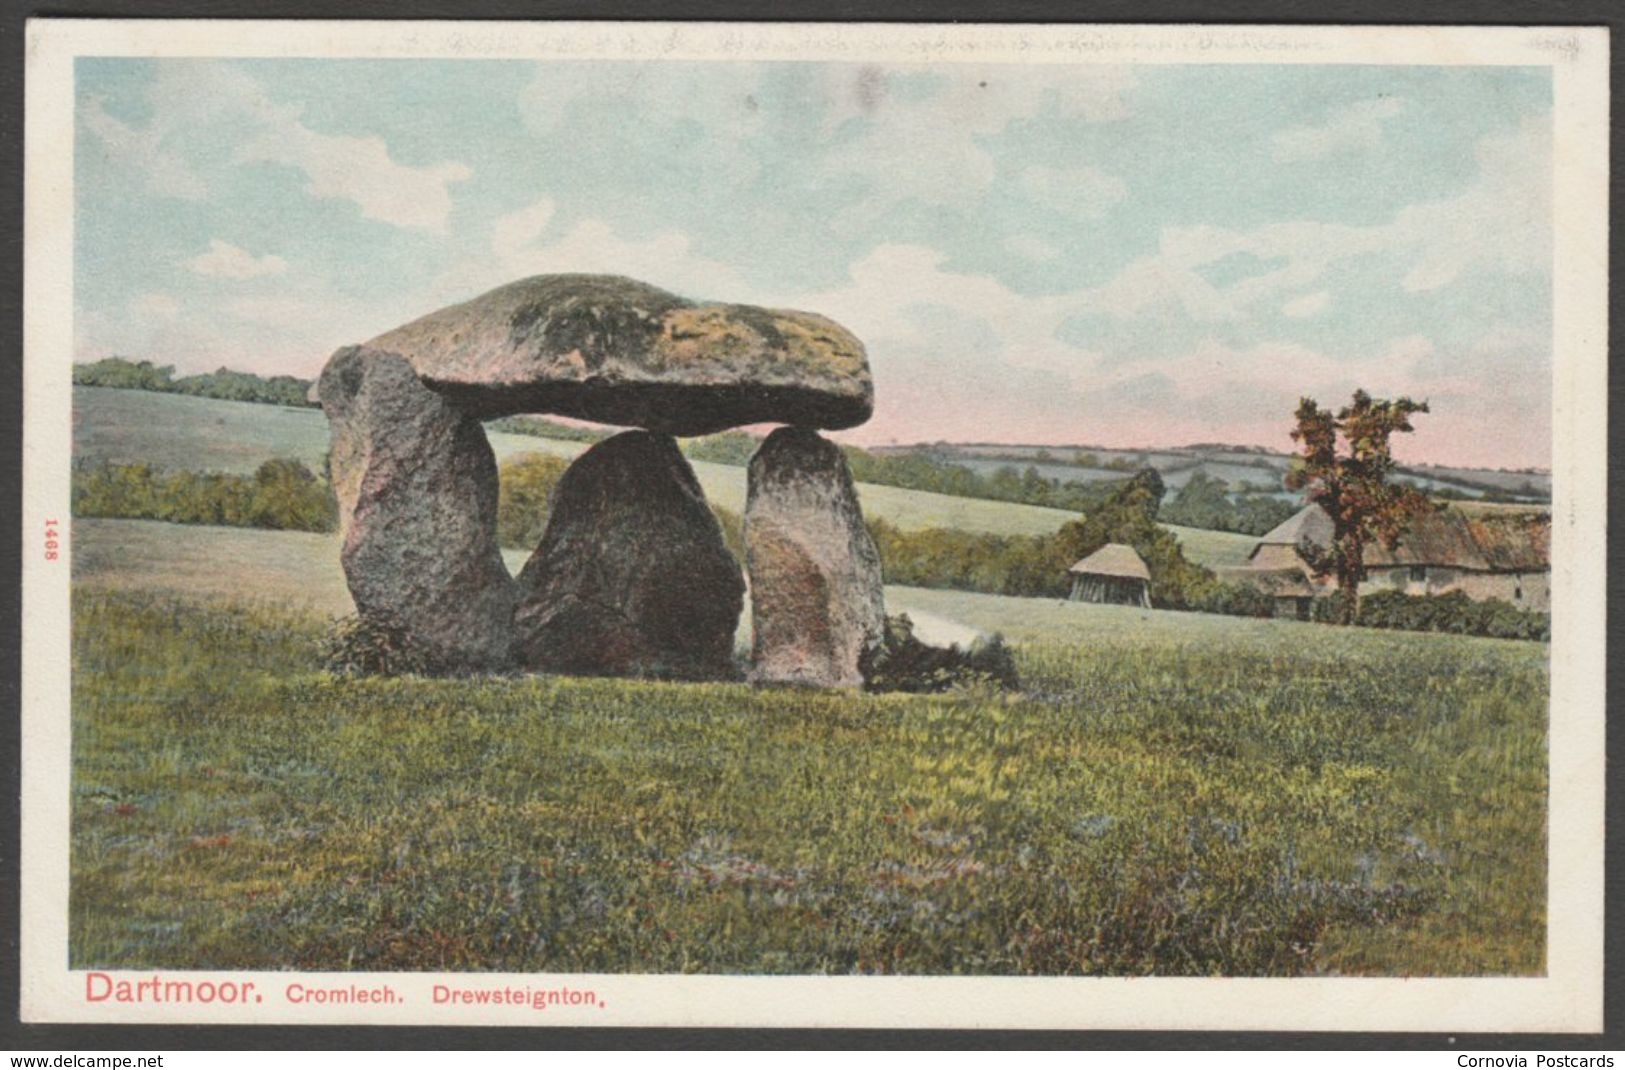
<box><xmin>366</xmin><ymin>273</ymin><xmax>872</xmax><ymax>436</ymax></box>
<box><xmin>316</xmin><ymin>273</ymin><xmax>886</xmax><ymax>687</ymax></box>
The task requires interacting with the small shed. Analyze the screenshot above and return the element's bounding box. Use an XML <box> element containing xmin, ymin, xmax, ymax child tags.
<box><xmin>1068</xmin><ymin>543</ymin><xmax>1152</xmax><ymax>608</ymax></box>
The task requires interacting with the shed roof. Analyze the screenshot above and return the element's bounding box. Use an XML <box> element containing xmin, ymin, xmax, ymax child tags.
<box><xmin>1069</xmin><ymin>543</ymin><xmax>1151</xmax><ymax>581</ymax></box>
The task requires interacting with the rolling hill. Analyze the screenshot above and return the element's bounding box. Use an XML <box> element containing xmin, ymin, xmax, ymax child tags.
<box><xmin>69</xmin><ymin>386</ymin><xmax>1260</xmax><ymax>565</ymax></box>
<box><xmin>880</xmin><ymin>440</ymin><xmax>1552</xmax><ymax>503</ymax></box>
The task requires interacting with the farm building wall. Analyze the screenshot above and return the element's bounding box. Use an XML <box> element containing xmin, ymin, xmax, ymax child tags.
<box><xmin>1233</xmin><ymin>556</ymin><xmax>1550</xmax><ymax>614</ymax></box>
<box><xmin>1357</xmin><ymin>565</ymin><xmax>1547</xmax><ymax>611</ymax></box>
<box><xmin>1366</xmin><ymin>565</ymin><xmax>1458</xmax><ymax>597</ymax></box>
<box><xmin>1451</xmin><ymin>570</ymin><xmax>1550</xmax><ymax>613</ymax></box>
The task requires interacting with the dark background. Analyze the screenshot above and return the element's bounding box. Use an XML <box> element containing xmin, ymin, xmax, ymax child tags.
<box><xmin>0</xmin><ymin>0</ymin><xmax>1617</xmax><ymax>1051</ymax></box>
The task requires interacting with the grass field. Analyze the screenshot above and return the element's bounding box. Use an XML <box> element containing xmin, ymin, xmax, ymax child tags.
<box><xmin>66</xmin><ymin>388</ymin><xmax>1548</xmax><ymax>977</ymax></box>
<box><xmin>70</xmin><ymin>583</ymin><xmax>1545</xmax><ymax>976</ymax></box>
<box><xmin>69</xmin><ymin>519</ymin><xmax>1545</xmax><ymax>976</ymax></box>
<box><xmin>70</xmin><ymin>519</ymin><xmax>975</xmax><ymax>648</ymax></box>
<box><xmin>70</xmin><ymin>387</ymin><xmax>1261</xmax><ymax>558</ymax></box>
<box><xmin>70</xmin><ymin>518</ymin><xmax>1249</xmax><ymax>640</ymax></box>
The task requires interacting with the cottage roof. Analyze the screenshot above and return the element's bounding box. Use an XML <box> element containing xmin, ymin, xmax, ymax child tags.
<box><xmin>1362</xmin><ymin>509</ymin><xmax>1489</xmax><ymax>569</ymax></box>
<box><xmin>1461</xmin><ymin>513</ymin><xmax>1551</xmax><ymax>571</ymax></box>
<box><xmin>1254</xmin><ymin>504</ymin><xmax>1335</xmax><ymax>551</ymax></box>
<box><xmin>1252</xmin><ymin>503</ymin><xmax>1550</xmax><ymax>572</ymax></box>
<box><xmin>1069</xmin><ymin>543</ymin><xmax>1151</xmax><ymax>581</ymax></box>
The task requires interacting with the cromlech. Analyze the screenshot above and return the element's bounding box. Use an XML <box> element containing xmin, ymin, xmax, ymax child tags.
<box><xmin>315</xmin><ymin>273</ymin><xmax>887</xmax><ymax>688</ymax></box>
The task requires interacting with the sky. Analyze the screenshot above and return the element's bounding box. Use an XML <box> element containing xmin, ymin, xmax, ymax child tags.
<box><xmin>75</xmin><ymin>58</ymin><xmax>1553</xmax><ymax>470</ymax></box>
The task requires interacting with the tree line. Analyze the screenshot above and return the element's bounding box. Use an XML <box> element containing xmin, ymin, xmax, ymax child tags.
<box><xmin>70</xmin><ymin>450</ymin><xmax>1547</xmax><ymax>639</ymax></box>
<box><xmin>679</xmin><ymin>431</ymin><xmax>1135</xmax><ymax>514</ymax></box>
<box><xmin>74</xmin><ymin>357</ymin><xmax>316</xmax><ymax>408</ymax></box>
<box><xmin>1156</xmin><ymin>472</ymin><xmax>1301</xmax><ymax>537</ymax></box>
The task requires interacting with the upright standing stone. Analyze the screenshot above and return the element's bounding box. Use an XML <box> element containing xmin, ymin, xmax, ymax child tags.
<box><xmin>745</xmin><ymin>427</ymin><xmax>885</xmax><ymax>688</ymax></box>
<box><xmin>512</xmin><ymin>430</ymin><xmax>745</xmax><ymax>680</ymax></box>
<box><xmin>318</xmin><ymin>345</ymin><xmax>515</xmax><ymax>672</ymax></box>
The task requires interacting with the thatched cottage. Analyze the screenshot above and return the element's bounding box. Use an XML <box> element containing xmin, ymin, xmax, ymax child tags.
<box><xmin>1223</xmin><ymin>503</ymin><xmax>1551</xmax><ymax>619</ymax></box>
<box><xmin>1068</xmin><ymin>543</ymin><xmax>1152</xmax><ymax>608</ymax></box>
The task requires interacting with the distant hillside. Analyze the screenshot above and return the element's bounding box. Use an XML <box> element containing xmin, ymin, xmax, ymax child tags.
<box><xmin>876</xmin><ymin>441</ymin><xmax>1551</xmax><ymax>506</ymax></box>
<box><xmin>73</xmin><ymin>356</ymin><xmax>1549</xmax><ymax>522</ymax></box>
<box><xmin>70</xmin><ymin>385</ymin><xmax>1260</xmax><ymax>568</ymax></box>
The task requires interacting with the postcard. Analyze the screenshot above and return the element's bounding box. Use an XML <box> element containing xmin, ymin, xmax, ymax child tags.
<box><xmin>19</xmin><ymin>19</ymin><xmax>1609</xmax><ymax>1032</ymax></box>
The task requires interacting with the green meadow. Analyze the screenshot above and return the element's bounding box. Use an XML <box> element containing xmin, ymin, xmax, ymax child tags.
<box><xmin>66</xmin><ymin>388</ymin><xmax>1545</xmax><ymax>976</ymax></box>
<box><xmin>70</xmin><ymin>520</ymin><xmax>1545</xmax><ymax>976</ymax></box>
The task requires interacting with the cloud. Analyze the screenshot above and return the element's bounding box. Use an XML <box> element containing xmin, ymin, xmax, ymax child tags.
<box><xmin>76</xmin><ymin>61</ymin><xmax>1550</xmax><ymax>470</ymax></box>
<box><xmin>81</xmin><ymin>277</ymin><xmax>412</xmax><ymax>380</ymax></box>
<box><xmin>491</xmin><ymin>198</ymin><xmax>557</xmax><ymax>262</ymax></box>
<box><xmin>786</xmin><ymin>239</ymin><xmax>1545</xmax><ymax>466</ymax></box>
<box><xmin>1075</xmin><ymin>114</ymin><xmax>1550</xmax><ymax>328</ymax></box>
<box><xmin>1005</xmin><ymin>234</ymin><xmax>1062</xmax><ymax>262</ymax></box>
<box><xmin>187</xmin><ymin>239</ymin><xmax>289</xmax><ymax>280</ymax></box>
<box><xmin>1281</xmin><ymin>291</ymin><xmax>1330</xmax><ymax>319</ymax></box>
<box><xmin>1394</xmin><ymin>115</ymin><xmax>1550</xmax><ymax>292</ymax></box>
<box><xmin>424</xmin><ymin>211</ymin><xmax>754</xmax><ymax>310</ymax></box>
<box><xmin>235</xmin><ymin>124</ymin><xmax>472</xmax><ymax>233</ymax></box>
<box><xmin>1017</xmin><ymin>165</ymin><xmax>1128</xmax><ymax>220</ymax></box>
<box><xmin>818</xmin><ymin>67</ymin><xmax>1136</xmax><ymax>220</ymax></box>
<box><xmin>127</xmin><ymin>292</ymin><xmax>180</xmax><ymax>320</ymax></box>
<box><xmin>84</xmin><ymin>62</ymin><xmax>473</xmax><ymax>232</ymax></box>
<box><xmin>798</xmin><ymin>244</ymin><xmax>1077</xmax><ymax>367</ymax></box>
<box><xmin>494</xmin><ymin>218</ymin><xmax>750</xmax><ymax>296</ymax></box>
<box><xmin>517</xmin><ymin>61</ymin><xmax>1135</xmax><ymax>225</ymax></box>
<box><xmin>80</xmin><ymin>96</ymin><xmax>206</xmax><ymax>200</ymax></box>
<box><xmin>1050</xmin><ymin>335</ymin><xmax>1445</xmax><ymax>456</ymax></box>
<box><xmin>1271</xmin><ymin>97</ymin><xmax>1404</xmax><ymax>163</ymax></box>
<box><xmin>223</xmin><ymin>296</ymin><xmax>313</xmax><ymax>325</ymax></box>
<box><xmin>519</xmin><ymin>63</ymin><xmax>766</xmax><ymax>193</ymax></box>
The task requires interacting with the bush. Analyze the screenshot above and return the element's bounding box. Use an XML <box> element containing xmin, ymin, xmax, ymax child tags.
<box><xmin>495</xmin><ymin>452</ymin><xmax>572</xmax><ymax>550</ymax></box>
<box><xmin>249</xmin><ymin>458</ymin><xmax>338</xmax><ymax>531</ymax></box>
<box><xmin>866</xmin><ymin>518</ymin><xmax>1065</xmax><ymax>598</ymax></box>
<box><xmin>485</xmin><ymin>415</ymin><xmax>610</xmax><ymax>444</ymax></box>
<box><xmin>863</xmin><ymin>614</ymin><xmax>1021</xmax><ymax>694</ymax></box>
<box><xmin>681</xmin><ymin>431</ymin><xmax>763</xmax><ymax>467</ymax></box>
<box><xmin>72</xmin><ymin>458</ymin><xmax>337</xmax><ymax>533</ymax></box>
<box><xmin>711</xmin><ymin>505</ymin><xmax>745</xmax><ymax>565</ymax></box>
<box><xmin>1348</xmin><ymin>590</ymin><xmax>1550</xmax><ymax>641</ymax></box>
<box><xmin>320</xmin><ymin>615</ymin><xmax>450</xmax><ymax>677</ymax></box>
<box><xmin>1193</xmin><ymin>581</ymin><xmax>1277</xmax><ymax>619</ymax></box>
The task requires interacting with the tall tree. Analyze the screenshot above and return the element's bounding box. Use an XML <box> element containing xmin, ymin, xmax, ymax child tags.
<box><xmin>1285</xmin><ymin>390</ymin><xmax>1432</xmax><ymax>623</ymax></box>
